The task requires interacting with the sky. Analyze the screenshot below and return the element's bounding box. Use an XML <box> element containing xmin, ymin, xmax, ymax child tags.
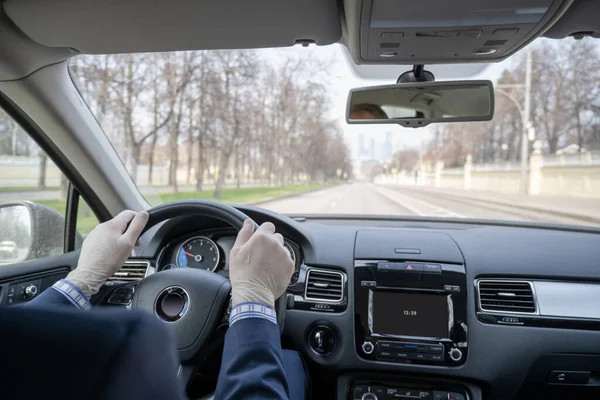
<box><xmin>263</xmin><ymin>42</ymin><xmax>520</xmax><ymax>164</ymax></box>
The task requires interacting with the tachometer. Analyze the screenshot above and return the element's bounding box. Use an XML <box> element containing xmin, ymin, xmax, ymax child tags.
<box><xmin>176</xmin><ymin>236</ymin><xmax>220</xmax><ymax>271</ymax></box>
<box><xmin>282</xmin><ymin>241</ymin><xmax>296</xmax><ymax>264</ymax></box>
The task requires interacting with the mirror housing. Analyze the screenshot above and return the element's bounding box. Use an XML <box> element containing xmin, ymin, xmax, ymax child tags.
<box><xmin>346</xmin><ymin>80</ymin><xmax>494</xmax><ymax>128</ymax></box>
<box><xmin>0</xmin><ymin>201</ymin><xmax>69</xmax><ymax>263</ymax></box>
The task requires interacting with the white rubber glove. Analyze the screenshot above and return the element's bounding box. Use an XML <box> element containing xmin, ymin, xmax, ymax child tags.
<box><xmin>67</xmin><ymin>210</ymin><xmax>149</xmax><ymax>298</ymax></box>
<box><xmin>229</xmin><ymin>220</ymin><xmax>295</xmax><ymax>308</ymax></box>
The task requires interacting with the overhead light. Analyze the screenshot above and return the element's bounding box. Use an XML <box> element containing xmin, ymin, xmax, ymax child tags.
<box><xmin>473</xmin><ymin>48</ymin><xmax>497</xmax><ymax>55</ymax></box>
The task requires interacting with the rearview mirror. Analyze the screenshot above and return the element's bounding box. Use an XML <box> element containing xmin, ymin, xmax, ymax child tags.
<box><xmin>346</xmin><ymin>80</ymin><xmax>494</xmax><ymax>128</ymax></box>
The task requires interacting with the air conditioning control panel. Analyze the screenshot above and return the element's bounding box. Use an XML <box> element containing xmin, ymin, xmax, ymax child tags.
<box><xmin>286</xmin><ymin>265</ymin><xmax>347</xmax><ymax>313</ymax></box>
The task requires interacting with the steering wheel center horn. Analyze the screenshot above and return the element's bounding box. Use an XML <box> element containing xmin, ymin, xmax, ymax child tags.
<box><xmin>155</xmin><ymin>286</ymin><xmax>190</xmax><ymax>322</ymax></box>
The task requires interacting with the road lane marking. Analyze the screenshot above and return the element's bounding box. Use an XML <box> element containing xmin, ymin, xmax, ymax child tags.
<box><xmin>372</xmin><ymin>185</ymin><xmax>464</xmax><ymax>218</ymax></box>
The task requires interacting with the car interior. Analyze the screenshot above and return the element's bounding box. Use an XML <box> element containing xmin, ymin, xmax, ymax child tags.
<box><xmin>0</xmin><ymin>1</ymin><xmax>599</xmax><ymax>399</ymax></box>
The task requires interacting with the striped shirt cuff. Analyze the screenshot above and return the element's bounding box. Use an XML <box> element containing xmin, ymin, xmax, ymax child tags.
<box><xmin>230</xmin><ymin>302</ymin><xmax>277</xmax><ymax>326</ymax></box>
<box><xmin>51</xmin><ymin>279</ymin><xmax>92</xmax><ymax>310</ymax></box>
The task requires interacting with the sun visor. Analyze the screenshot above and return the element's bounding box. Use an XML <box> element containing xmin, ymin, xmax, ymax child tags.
<box><xmin>3</xmin><ymin>0</ymin><xmax>342</xmax><ymax>54</ymax></box>
<box><xmin>349</xmin><ymin>0</ymin><xmax>572</xmax><ymax>64</ymax></box>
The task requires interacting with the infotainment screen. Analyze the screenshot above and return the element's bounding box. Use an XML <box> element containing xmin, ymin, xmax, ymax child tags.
<box><xmin>372</xmin><ymin>291</ymin><xmax>450</xmax><ymax>338</ymax></box>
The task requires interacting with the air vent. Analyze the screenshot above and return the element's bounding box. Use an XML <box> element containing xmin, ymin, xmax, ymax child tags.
<box><xmin>108</xmin><ymin>260</ymin><xmax>150</xmax><ymax>282</ymax></box>
<box><xmin>305</xmin><ymin>269</ymin><xmax>344</xmax><ymax>302</ymax></box>
<box><xmin>478</xmin><ymin>280</ymin><xmax>537</xmax><ymax>314</ymax></box>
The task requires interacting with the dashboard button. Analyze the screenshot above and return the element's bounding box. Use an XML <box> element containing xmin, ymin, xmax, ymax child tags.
<box><xmin>397</xmin><ymin>262</ymin><xmax>424</xmax><ymax>272</ymax></box>
<box><xmin>378</xmin><ymin>350</ymin><xmax>393</xmax><ymax>358</ymax></box>
<box><xmin>423</xmin><ymin>264</ymin><xmax>442</xmax><ymax>274</ymax></box>
<box><xmin>444</xmin><ymin>285</ymin><xmax>461</xmax><ymax>293</ymax></box>
<box><xmin>361</xmin><ymin>280</ymin><xmax>376</xmax><ymax>287</ymax></box>
<box><xmin>400</xmin><ymin>343</ymin><xmax>419</xmax><ymax>352</ymax></box>
<box><xmin>449</xmin><ymin>348</ymin><xmax>463</xmax><ymax>361</ymax></box>
<box><xmin>394</xmin><ymin>352</ymin><xmax>410</xmax><ymax>359</ymax></box>
<box><xmin>431</xmin><ymin>354</ymin><xmax>444</xmax><ymax>362</ymax></box>
<box><xmin>353</xmin><ymin>385</ymin><xmax>367</xmax><ymax>398</ymax></box>
<box><xmin>378</xmin><ymin>341</ymin><xmax>394</xmax><ymax>350</ymax></box>
<box><xmin>548</xmin><ymin>370</ymin><xmax>590</xmax><ymax>384</ymax></box>
<box><xmin>414</xmin><ymin>353</ymin><xmax>427</xmax><ymax>360</ymax></box>
<box><xmin>361</xmin><ymin>341</ymin><xmax>375</xmax><ymax>355</ymax></box>
<box><xmin>377</xmin><ymin>262</ymin><xmax>396</xmax><ymax>271</ymax></box>
<box><xmin>427</xmin><ymin>345</ymin><xmax>444</xmax><ymax>353</ymax></box>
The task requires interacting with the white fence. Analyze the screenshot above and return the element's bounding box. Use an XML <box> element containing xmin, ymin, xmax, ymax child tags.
<box><xmin>376</xmin><ymin>150</ymin><xmax>600</xmax><ymax>199</ymax></box>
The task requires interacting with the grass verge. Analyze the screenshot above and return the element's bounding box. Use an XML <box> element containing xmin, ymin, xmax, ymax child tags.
<box><xmin>145</xmin><ymin>183</ymin><xmax>329</xmax><ymax>206</ymax></box>
<box><xmin>0</xmin><ymin>186</ymin><xmax>59</xmax><ymax>192</ymax></box>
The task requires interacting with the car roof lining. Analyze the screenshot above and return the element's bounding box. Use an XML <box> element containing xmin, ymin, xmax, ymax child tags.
<box><xmin>0</xmin><ymin>0</ymin><xmax>597</xmax><ymax>82</ymax></box>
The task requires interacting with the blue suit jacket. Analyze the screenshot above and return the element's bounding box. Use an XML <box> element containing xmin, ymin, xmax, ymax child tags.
<box><xmin>7</xmin><ymin>287</ymin><xmax>306</xmax><ymax>400</ymax></box>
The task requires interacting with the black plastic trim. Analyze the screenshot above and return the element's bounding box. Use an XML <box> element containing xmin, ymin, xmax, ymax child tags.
<box><xmin>476</xmin><ymin>312</ymin><xmax>600</xmax><ymax>331</ymax></box>
<box><xmin>64</xmin><ymin>184</ymin><xmax>80</xmax><ymax>252</ymax></box>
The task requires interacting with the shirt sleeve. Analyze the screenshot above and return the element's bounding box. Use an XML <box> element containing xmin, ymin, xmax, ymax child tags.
<box><xmin>49</xmin><ymin>279</ymin><xmax>92</xmax><ymax>310</ymax></box>
<box><xmin>229</xmin><ymin>302</ymin><xmax>277</xmax><ymax>325</ymax></box>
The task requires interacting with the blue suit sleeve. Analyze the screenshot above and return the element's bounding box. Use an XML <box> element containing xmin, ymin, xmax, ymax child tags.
<box><xmin>26</xmin><ymin>280</ymin><xmax>91</xmax><ymax>310</ymax></box>
<box><xmin>215</xmin><ymin>318</ymin><xmax>290</xmax><ymax>400</ymax></box>
<box><xmin>26</xmin><ymin>286</ymin><xmax>76</xmax><ymax>308</ymax></box>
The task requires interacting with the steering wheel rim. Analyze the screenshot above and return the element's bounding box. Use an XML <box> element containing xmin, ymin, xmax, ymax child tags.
<box><xmin>130</xmin><ymin>200</ymin><xmax>286</xmax><ymax>363</ymax></box>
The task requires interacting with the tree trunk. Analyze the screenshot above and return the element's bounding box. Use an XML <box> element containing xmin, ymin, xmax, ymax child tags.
<box><xmin>214</xmin><ymin>150</ymin><xmax>232</xmax><ymax>200</ymax></box>
<box><xmin>195</xmin><ymin>133</ymin><xmax>204</xmax><ymax>191</ymax></box>
<box><xmin>148</xmin><ymin>134</ymin><xmax>158</xmax><ymax>185</ymax></box>
<box><xmin>168</xmin><ymin>134</ymin><xmax>179</xmax><ymax>192</ymax></box>
<box><xmin>37</xmin><ymin>153</ymin><xmax>47</xmax><ymax>189</ymax></box>
<box><xmin>234</xmin><ymin>146</ymin><xmax>242</xmax><ymax>189</ymax></box>
<box><xmin>129</xmin><ymin>144</ymin><xmax>141</xmax><ymax>184</ymax></box>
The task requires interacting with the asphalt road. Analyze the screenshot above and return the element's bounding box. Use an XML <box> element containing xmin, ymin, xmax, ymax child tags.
<box><xmin>257</xmin><ymin>183</ymin><xmax>596</xmax><ymax>226</ymax></box>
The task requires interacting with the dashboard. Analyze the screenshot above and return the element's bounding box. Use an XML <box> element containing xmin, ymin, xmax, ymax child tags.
<box><xmin>130</xmin><ymin>206</ymin><xmax>600</xmax><ymax>400</ymax></box>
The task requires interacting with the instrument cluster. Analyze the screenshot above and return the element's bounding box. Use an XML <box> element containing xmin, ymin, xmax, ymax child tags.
<box><xmin>157</xmin><ymin>229</ymin><xmax>302</xmax><ymax>283</ymax></box>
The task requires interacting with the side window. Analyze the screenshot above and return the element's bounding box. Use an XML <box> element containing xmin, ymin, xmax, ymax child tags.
<box><xmin>0</xmin><ymin>107</ymin><xmax>97</xmax><ymax>264</ymax></box>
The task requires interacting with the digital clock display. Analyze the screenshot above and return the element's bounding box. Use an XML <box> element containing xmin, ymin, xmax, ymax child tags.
<box><xmin>372</xmin><ymin>292</ymin><xmax>450</xmax><ymax>338</ymax></box>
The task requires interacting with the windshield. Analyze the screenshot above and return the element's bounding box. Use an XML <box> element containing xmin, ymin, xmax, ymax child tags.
<box><xmin>69</xmin><ymin>38</ymin><xmax>600</xmax><ymax>226</ymax></box>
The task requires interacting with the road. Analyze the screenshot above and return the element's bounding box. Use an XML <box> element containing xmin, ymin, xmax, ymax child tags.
<box><xmin>257</xmin><ymin>183</ymin><xmax>598</xmax><ymax>226</ymax></box>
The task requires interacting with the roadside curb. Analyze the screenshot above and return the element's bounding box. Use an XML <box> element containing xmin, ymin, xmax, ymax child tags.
<box><xmin>390</xmin><ymin>186</ymin><xmax>600</xmax><ymax>225</ymax></box>
<box><xmin>246</xmin><ymin>184</ymin><xmax>342</xmax><ymax>206</ymax></box>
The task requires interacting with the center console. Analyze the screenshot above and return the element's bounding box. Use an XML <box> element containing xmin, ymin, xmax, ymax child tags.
<box><xmin>353</xmin><ymin>229</ymin><xmax>468</xmax><ymax>368</ymax></box>
<box><xmin>354</xmin><ymin>260</ymin><xmax>468</xmax><ymax>366</ymax></box>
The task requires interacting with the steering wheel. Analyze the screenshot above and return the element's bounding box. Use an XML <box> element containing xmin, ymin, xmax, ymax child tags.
<box><xmin>128</xmin><ymin>200</ymin><xmax>286</xmax><ymax>364</ymax></box>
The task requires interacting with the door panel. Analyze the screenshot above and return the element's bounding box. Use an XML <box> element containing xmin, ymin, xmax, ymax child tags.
<box><xmin>0</xmin><ymin>251</ymin><xmax>79</xmax><ymax>306</ymax></box>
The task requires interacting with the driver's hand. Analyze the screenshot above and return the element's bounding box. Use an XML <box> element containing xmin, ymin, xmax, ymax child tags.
<box><xmin>67</xmin><ymin>210</ymin><xmax>149</xmax><ymax>298</ymax></box>
<box><xmin>229</xmin><ymin>220</ymin><xmax>295</xmax><ymax>308</ymax></box>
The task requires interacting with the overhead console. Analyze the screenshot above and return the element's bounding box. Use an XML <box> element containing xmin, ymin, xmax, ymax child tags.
<box><xmin>353</xmin><ymin>230</ymin><xmax>468</xmax><ymax>367</ymax></box>
<box><xmin>351</xmin><ymin>0</ymin><xmax>572</xmax><ymax>63</ymax></box>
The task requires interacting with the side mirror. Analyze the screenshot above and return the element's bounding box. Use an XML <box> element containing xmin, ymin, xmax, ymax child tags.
<box><xmin>0</xmin><ymin>201</ymin><xmax>75</xmax><ymax>263</ymax></box>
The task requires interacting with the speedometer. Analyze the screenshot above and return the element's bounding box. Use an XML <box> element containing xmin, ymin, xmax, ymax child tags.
<box><xmin>176</xmin><ymin>236</ymin><xmax>220</xmax><ymax>271</ymax></box>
